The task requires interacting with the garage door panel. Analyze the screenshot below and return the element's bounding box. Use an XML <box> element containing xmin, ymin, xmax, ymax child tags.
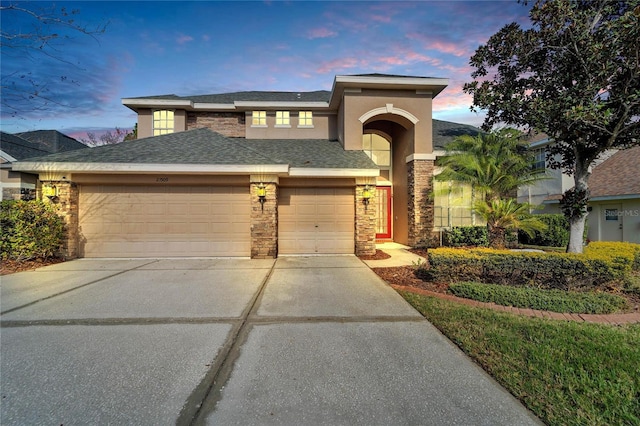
<box><xmin>279</xmin><ymin>187</ymin><xmax>354</xmax><ymax>255</ymax></box>
<box><xmin>79</xmin><ymin>185</ymin><xmax>250</xmax><ymax>257</ymax></box>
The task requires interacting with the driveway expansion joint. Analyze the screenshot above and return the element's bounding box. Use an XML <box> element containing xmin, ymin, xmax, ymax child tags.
<box><xmin>0</xmin><ymin>317</ymin><xmax>243</xmax><ymax>328</ymax></box>
<box><xmin>177</xmin><ymin>259</ymin><xmax>277</xmax><ymax>426</ymax></box>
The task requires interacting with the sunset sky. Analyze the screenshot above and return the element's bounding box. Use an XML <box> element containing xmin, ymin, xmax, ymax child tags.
<box><xmin>1</xmin><ymin>1</ymin><xmax>532</xmax><ymax>139</ymax></box>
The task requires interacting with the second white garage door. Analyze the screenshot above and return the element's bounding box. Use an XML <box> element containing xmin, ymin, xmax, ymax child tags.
<box><xmin>278</xmin><ymin>187</ymin><xmax>354</xmax><ymax>255</ymax></box>
<box><xmin>79</xmin><ymin>185</ymin><xmax>250</xmax><ymax>257</ymax></box>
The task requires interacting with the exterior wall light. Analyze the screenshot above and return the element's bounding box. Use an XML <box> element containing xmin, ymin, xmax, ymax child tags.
<box><xmin>257</xmin><ymin>184</ymin><xmax>267</xmax><ymax>211</ymax></box>
<box><xmin>362</xmin><ymin>185</ymin><xmax>373</xmax><ymax>211</ymax></box>
<box><xmin>42</xmin><ymin>184</ymin><xmax>58</xmax><ymax>200</ymax></box>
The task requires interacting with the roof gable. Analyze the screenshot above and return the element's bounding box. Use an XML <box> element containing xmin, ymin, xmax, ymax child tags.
<box><xmin>590</xmin><ymin>146</ymin><xmax>640</xmax><ymax>198</ymax></box>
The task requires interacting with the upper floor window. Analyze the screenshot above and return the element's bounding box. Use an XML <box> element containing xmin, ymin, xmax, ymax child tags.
<box><xmin>153</xmin><ymin>110</ymin><xmax>174</xmax><ymax>136</ymax></box>
<box><xmin>276</xmin><ymin>111</ymin><xmax>290</xmax><ymax>126</ymax></box>
<box><xmin>298</xmin><ymin>111</ymin><xmax>313</xmax><ymax>127</ymax></box>
<box><xmin>362</xmin><ymin>133</ymin><xmax>391</xmax><ymax>167</ymax></box>
<box><xmin>532</xmin><ymin>148</ymin><xmax>546</xmax><ymax>171</ymax></box>
<box><xmin>252</xmin><ymin>111</ymin><xmax>267</xmax><ymax>126</ymax></box>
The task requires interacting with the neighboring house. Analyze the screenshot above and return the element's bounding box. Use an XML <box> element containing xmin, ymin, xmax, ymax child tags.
<box><xmin>517</xmin><ymin>135</ymin><xmax>639</xmax><ymax>243</ymax></box>
<box><xmin>13</xmin><ymin>74</ymin><xmax>481</xmax><ymax>259</ymax></box>
<box><xmin>586</xmin><ymin>146</ymin><xmax>640</xmax><ymax>243</ymax></box>
<box><xmin>1</xmin><ymin>131</ymin><xmax>86</xmax><ymax>200</ymax></box>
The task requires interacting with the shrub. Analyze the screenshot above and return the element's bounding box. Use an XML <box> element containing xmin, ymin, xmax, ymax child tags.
<box><xmin>420</xmin><ymin>245</ymin><xmax>640</xmax><ymax>291</ymax></box>
<box><xmin>0</xmin><ymin>200</ymin><xmax>65</xmax><ymax>261</ymax></box>
<box><xmin>585</xmin><ymin>241</ymin><xmax>640</xmax><ymax>271</ymax></box>
<box><xmin>449</xmin><ymin>281</ymin><xmax>629</xmax><ymax>314</ymax></box>
<box><xmin>518</xmin><ymin>214</ymin><xmax>569</xmax><ymax>247</ymax></box>
<box><xmin>442</xmin><ymin>226</ymin><xmax>488</xmax><ymax>247</ymax></box>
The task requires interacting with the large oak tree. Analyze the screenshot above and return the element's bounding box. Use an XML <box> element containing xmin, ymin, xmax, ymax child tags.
<box><xmin>464</xmin><ymin>0</ymin><xmax>640</xmax><ymax>253</ymax></box>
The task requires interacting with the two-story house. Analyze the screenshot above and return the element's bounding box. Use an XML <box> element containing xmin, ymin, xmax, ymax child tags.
<box><xmin>13</xmin><ymin>74</ymin><xmax>481</xmax><ymax>258</ymax></box>
<box><xmin>517</xmin><ymin>134</ymin><xmax>639</xmax><ymax>243</ymax></box>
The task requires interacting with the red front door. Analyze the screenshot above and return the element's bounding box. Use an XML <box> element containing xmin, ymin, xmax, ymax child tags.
<box><xmin>376</xmin><ymin>187</ymin><xmax>392</xmax><ymax>239</ymax></box>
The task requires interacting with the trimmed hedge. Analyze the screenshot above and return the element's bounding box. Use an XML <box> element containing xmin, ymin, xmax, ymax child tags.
<box><xmin>448</xmin><ymin>281</ymin><xmax>629</xmax><ymax>314</ymax></box>
<box><xmin>418</xmin><ymin>242</ymin><xmax>640</xmax><ymax>291</ymax></box>
<box><xmin>0</xmin><ymin>200</ymin><xmax>64</xmax><ymax>261</ymax></box>
<box><xmin>442</xmin><ymin>226</ymin><xmax>488</xmax><ymax>247</ymax></box>
<box><xmin>518</xmin><ymin>214</ymin><xmax>569</xmax><ymax>247</ymax></box>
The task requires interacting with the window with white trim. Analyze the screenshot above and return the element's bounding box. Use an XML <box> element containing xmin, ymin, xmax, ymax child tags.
<box><xmin>276</xmin><ymin>111</ymin><xmax>290</xmax><ymax>126</ymax></box>
<box><xmin>153</xmin><ymin>110</ymin><xmax>174</xmax><ymax>136</ymax></box>
<box><xmin>252</xmin><ymin>111</ymin><xmax>266</xmax><ymax>126</ymax></box>
<box><xmin>362</xmin><ymin>133</ymin><xmax>391</xmax><ymax>167</ymax></box>
<box><xmin>298</xmin><ymin>111</ymin><xmax>313</xmax><ymax>127</ymax></box>
<box><xmin>533</xmin><ymin>148</ymin><xmax>546</xmax><ymax>171</ymax></box>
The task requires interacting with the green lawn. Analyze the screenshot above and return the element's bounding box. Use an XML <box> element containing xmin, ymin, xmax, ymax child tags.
<box><xmin>400</xmin><ymin>291</ymin><xmax>640</xmax><ymax>426</ymax></box>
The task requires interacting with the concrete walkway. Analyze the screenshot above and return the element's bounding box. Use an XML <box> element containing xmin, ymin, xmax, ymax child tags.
<box><xmin>365</xmin><ymin>245</ymin><xmax>640</xmax><ymax>325</ymax></box>
<box><xmin>0</xmin><ymin>257</ymin><xmax>541</xmax><ymax>425</ymax></box>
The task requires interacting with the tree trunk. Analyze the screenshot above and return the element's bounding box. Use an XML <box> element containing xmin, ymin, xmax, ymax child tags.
<box><xmin>566</xmin><ymin>158</ymin><xmax>591</xmax><ymax>254</ymax></box>
<box><xmin>567</xmin><ymin>215</ymin><xmax>586</xmax><ymax>253</ymax></box>
<box><xmin>488</xmin><ymin>225</ymin><xmax>506</xmax><ymax>249</ymax></box>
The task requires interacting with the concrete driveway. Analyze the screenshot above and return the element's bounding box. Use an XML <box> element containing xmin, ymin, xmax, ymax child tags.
<box><xmin>0</xmin><ymin>257</ymin><xmax>541</xmax><ymax>425</ymax></box>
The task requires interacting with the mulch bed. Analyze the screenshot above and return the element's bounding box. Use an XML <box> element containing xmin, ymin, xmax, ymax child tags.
<box><xmin>0</xmin><ymin>257</ymin><xmax>65</xmax><ymax>275</ymax></box>
<box><xmin>357</xmin><ymin>249</ymin><xmax>392</xmax><ymax>260</ymax></box>
<box><xmin>372</xmin><ymin>265</ymin><xmax>448</xmax><ymax>294</ymax></box>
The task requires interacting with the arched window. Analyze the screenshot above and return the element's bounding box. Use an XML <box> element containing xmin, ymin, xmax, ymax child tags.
<box><xmin>362</xmin><ymin>133</ymin><xmax>390</xmax><ymax>167</ymax></box>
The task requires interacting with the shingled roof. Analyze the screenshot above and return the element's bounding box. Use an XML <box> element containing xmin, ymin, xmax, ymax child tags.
<box><xmin>432</xmin><ymin>119</ymin><xmax>483</xmax><ymax>149</ymax></box>
<box><xmin>1</xmin><ymin>132</ymin><xmax>50</xmax><ymax>161</ymax></box>
<box><xmin>15</xmin><ymin>130</ymin><xmax>87</xmax><ymax>154</ymax></box>
<box><xmin>19</xmin><ymin>128</ymin><xmax>377</xmax><ymax>171</ymax></box>
<box><xmin>589</xmin><ymin>146</ymin><xmax>640</xmax><ymax>199</ymax></box>
<box><xmin>128</xmin><ymin>91</ymin><xmax>332</xmax><ymax>104</ymax></box>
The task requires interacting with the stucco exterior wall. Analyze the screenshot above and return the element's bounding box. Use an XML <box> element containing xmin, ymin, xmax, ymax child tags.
<box><xmin>137</xmin><ymin>109</ymin><xmax>153</xmax><ymax>139</ymax></box>
<box><xmin>587</xmin><ymin>199</ymin><xmax>640</xmax><ymax>243</ymax></box>
<box><xmin>341</xmin><ymin>89</ymin><xmax>433</xmax><ymax>153</ymax></box>
<box><xmin>245</xmin><ymin>112</ymin><xmax>335</xmax><ymax>140</ymax></box>
<box><xmin>1</xmin><ymin>169</ymin><xmax>37</xmax><ymax>200</ymax></box>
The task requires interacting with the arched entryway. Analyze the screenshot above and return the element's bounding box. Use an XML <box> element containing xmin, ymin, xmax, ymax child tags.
<box><xmin>360</xmin><ymin>111</ymin><xmax>420</xmax><ymax>245</ymax></box>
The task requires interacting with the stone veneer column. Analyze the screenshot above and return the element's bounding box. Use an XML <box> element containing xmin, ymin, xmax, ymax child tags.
<box><xmin>354</xmin><ymin>178</ymin><xmax>377</xmax><ymax>256</ymax></box>
<box><xmin>250</xmin><ymin>177</ymin><xmax>278</xmax><ymax>259</ymax></box>
<box><xmin>41</xmin><ymin>180</ymin><xmax>79</xmax><ymax>259</ymax></box>
<box><xmin>407</xmin><ymin>159</ymin><xmax>435</xmax><ymax>246</ymax></box>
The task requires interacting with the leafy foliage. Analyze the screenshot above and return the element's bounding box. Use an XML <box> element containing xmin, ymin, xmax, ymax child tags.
<box><xmin>472</xmin><ymin>198</ymin><xmax>546</xmax><ymax>249</ymax></box>
<box><xmin>448</xmin><ymin>281</ymin><xmax>628</xmax><ymax>314</ymax></box>
<box><xmin>0</xmin><ymin>200</ymin><xmax>64</xmax><ymax>261</ymax></box>
<box><xmin>442</xmin><ymin>226</ymin><xmax>488</xmax><ymax>247</ymax></box>
<box><xmin>436</xmin><ymin>129</ymin><xmax>544</xmax><ymax>201</ymax></box>
<box><xmin>518</xmin><ymin>214</ymin><xmax>569</xmax><ymax>247</ymax></box>
<box><xmin>464</xmin><ymin>0</ymin><xmax>640</xmax><ymax>252</ymax></box>
<box><xmin>419</xmin><ymin>244</ymin><xmax>640</xmax><ymax>291</ymax></box>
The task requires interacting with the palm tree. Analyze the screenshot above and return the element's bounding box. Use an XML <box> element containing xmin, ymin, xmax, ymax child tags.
<box><xmin>436</xmin><ymin>129</ymin><xmax>544</xmax><ymax>202</ymax></box>
<box><xmin>436</xmin><ymin>129</ymin><xmax>547</xmax><ymax>248</ymax></box>
<box><xmin>473</xmin><ymin>199</ymin><xmax>546</xmax><ymax>249</ymax></box>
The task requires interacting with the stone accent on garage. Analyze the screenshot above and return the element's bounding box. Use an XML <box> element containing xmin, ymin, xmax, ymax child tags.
<box><xmin>41</xmin><ymin>180</ymin><xmax>79</xmax><ymax>260</ymax></box>
<box><xmin>250</xmin><ymin>178</ymin><xmax>278</xmax><ymax>259</ymax></box>
<box><xmin>355</xmin><ymin>179</ymin><xmax>377</xmax><ymax>256</ymax></box>
<box><xmin>407</xmin><ymin>159</ymin><xmax>434</xmax><ymax>246</ymax></box>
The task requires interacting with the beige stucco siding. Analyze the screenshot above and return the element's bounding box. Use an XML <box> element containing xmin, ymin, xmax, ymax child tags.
<box><xmin>341</xmin><ymin>89</ymin><xmax>433</xmax><ymax>153</ymax></box>
<box><xmin>245</xmin><ymin>112</ymin><xmax>336</xmax><ymax>140</ymax></box>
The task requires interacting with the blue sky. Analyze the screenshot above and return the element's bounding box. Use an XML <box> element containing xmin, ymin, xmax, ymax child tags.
<box><xmin>1</xmin><ymin>1</ymin><xmax>532</xmax><ymax>139</ymax></box>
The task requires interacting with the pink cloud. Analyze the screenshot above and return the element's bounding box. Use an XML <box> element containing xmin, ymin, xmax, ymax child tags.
<box><xmin>407</xmin><ymin>32</ymin><xmax>470</xmax><ymax>57</ymax></box>
<box><xmin>316</xmin><ymin>57</ymin><xmax>364</xmax><ymax>73</ymax></box>
<box><xmin>176</xmin><ymin>34</ymin><xmax>194</xmax><ymax>45</ymax></box>
<box><xmin>307</xmin><ymin>27</ymin><xmax>338</xmax><ymax>39</ymax></box>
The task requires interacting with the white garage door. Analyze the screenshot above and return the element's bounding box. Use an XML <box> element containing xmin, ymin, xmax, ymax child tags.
<box><xmin>79</xmin><ymin>185</ymin><xmax>250</xmax><ymax>257</ymax></box>
<box><xmin>279</xmin><ymin>187</ymin><xmax>354</xmax><ymax>255</ymax></box>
